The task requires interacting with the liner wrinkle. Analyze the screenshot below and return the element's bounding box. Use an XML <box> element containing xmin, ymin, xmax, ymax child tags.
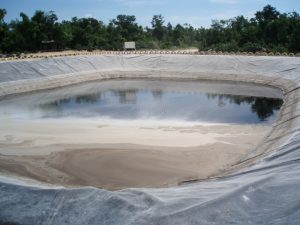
<box><xmin>0</xmin><ymin>55</ymin><xmax>300</xmax><ymax>225</ymax></box>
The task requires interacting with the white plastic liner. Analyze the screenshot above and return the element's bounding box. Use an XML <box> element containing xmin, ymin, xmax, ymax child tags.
<box><xmin>0</xmin><ymin>55</ymin><xmax>300</xmax><ymax>225</ymax></box>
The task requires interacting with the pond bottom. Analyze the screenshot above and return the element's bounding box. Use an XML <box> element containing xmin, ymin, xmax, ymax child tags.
<box><xmin>0</xmin><ymin>121</ymin><xmax>270</xmax><ymax>189</ymax></box>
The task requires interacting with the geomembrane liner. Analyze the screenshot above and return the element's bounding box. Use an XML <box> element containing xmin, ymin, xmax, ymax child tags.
<box><xmin>0</xmin><ymin>54</ymin><xmax>300</xmax><ymax>225</ymax></box>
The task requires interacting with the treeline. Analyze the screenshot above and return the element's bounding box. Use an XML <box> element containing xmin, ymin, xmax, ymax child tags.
<box><xmin>0</xmin><ymin>5</ymin><xmax>299</xmax><ymax>53</ymax></box>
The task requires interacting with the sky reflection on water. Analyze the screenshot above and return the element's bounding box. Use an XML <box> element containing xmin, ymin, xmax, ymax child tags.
<box><xmin>37</xmin><ymin>88</ymin><xmax>283</xmax><ymax>124</ymax></box>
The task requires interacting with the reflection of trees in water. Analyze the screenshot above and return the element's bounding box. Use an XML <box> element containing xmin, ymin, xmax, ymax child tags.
<box><xmin>207</xmin><ymin>94</ymin><xmax>283</xmax><ymax>120</ymax></box>
<box><xmin>75</xmin><ymin>93</ymin><xmax>101</xmax><ymax>103</ymax></box>
<box><xmin>251</xmin><ymin>98</ymin><xmax>282</xmax><ymax>120</ymax></box>
<box><xmin>37</xmin><ymin>98</ymin><xmax>72</xmax><ymax>111</ymax></box>
<box><xmin>38</xmin><ymin>91</ymin><xmax>282</xmax><ymax>121</ymax></box>
<box><xmin>39</xmin><ymin>93</ymin><xmax>102</xmax><ymax>110</ymax></box>
<box><xmin>152</xmin><ymin>90</ymin><xmax>163</xmax><ymax>100</ymax></box>
<box><xmin>43</xmin><ymin>90</ymin><xmax>139</xmax><ymax>107</ymax></box>
<box><xmin>113</xmin><ymin>90</ymin><xmax>137</xmax><ymax>104</ymax></box>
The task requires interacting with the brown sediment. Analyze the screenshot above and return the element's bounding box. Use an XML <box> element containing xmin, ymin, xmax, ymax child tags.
<box><xmin>0</xmin><ymin>123</ymin><xmax>270</xmax><ymax>190</ymax></box>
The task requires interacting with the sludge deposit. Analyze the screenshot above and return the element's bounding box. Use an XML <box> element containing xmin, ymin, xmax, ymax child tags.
<box><xmin>0</xmin><ymin>79</ymin><xmax>282</xmax><ymax>189</ymax></box>
<box><xmin>0</xmin><ymin>54</ymin><xmax>300</xmax><ymax>225</ymax></box>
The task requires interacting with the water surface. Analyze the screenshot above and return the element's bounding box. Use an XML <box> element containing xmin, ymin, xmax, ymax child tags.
<box><xmin>0</xmin><ymin>80</ymin><xmax>283</xmax><ymax>124</ymax></box>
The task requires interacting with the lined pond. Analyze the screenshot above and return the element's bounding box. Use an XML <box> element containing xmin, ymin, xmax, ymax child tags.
<box><xmin>0</xmin><ymin>79</ymin><xmax>284</xmax><ymax>189</ymax></box>
<box><xmin>0</xmin><ymin>79</ymin><xmax>283</xmax><ymax>124</ymax></box>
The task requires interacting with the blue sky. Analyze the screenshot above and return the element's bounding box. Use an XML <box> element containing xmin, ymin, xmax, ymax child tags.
<box><xmin>1</xmin><ymin>0</ymin><xmax>299</xmax><ymax>28</ymax></box>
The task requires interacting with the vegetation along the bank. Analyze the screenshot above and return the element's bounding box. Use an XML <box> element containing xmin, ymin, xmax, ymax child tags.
<box><xmin>0</xmin><ymin>5</ymin><xmax>299</xmax><ymax>54</ymax></box>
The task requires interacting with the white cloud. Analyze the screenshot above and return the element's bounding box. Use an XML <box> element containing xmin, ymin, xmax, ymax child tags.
<box><xmin>209</xmin><ymin>0</ymin><xmax>239</xmax><ymax>4</ymax></box>
<box><xmin>84</xmin><ymin>13</ymin><xmax>94</xmax><ymax>18</ymax></box>
<box><xmin>113</xmin><ymin>0</ymin><xmax>164</xmax><ymax>6</ymax></box>
<box><xmin>166</xmin><ymin>9</ymin><xmax>246</xmax><ymax>28</ymax></box>
<box><xmin>166</xmin><ymin>15</ymin><xmax>212</xmax><ymax>28</ymax></box>
<box><xmin>212</xmin><ymin>10</ymin><xmax>239</xmax><ymax>19</ymax></box>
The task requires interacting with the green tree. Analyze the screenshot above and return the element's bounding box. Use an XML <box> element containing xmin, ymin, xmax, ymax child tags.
<box><xmin>151</xmin><ymin>15</ymin><xmax>165</xmax><ymax>41</ymax></box>
<box><xmin>112</xmin><ymin>15</ymin><xmax>142</xmax><ymax>41</ymax></box>
<box><xmin>0</xmin><ymin>5</ymin><xmax>299</xmax><ymax>53</ymax></box>
<box><xmin>65</xmin><ymin>17</ymin><xmax>107</xmax><ymax>50</ymax></box>
<box><xmin>255</xmin><ymin>5</ymin><xmax>280</xmax><ymax>23</ymax></box>
<box><xmin>289</xmin><ymin>23</ymin><xmax>300</xmax><ymax>52</ymax></box>
<box><xmin>0</xmin><ymin>9</ymin><xmax>8</xmax><ymax>52</ymax></box>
